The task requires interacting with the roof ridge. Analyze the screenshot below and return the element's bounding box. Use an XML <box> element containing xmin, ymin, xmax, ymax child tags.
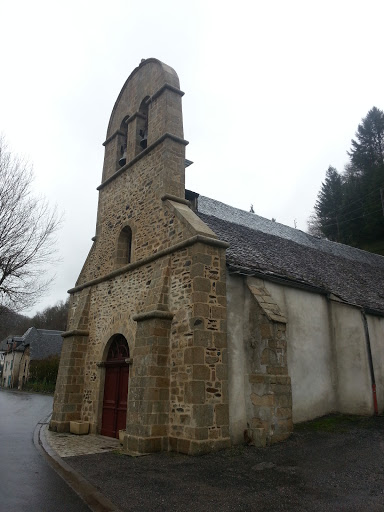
<box><xmin>197</xmin><ymin>195</ymin><xmax>384</xmax><ymax>268</ymax></box>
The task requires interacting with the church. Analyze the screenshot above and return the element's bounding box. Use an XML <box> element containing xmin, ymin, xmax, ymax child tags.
<box><xmin>50</xmin><ymin>59</ymin><xmax>384</xmax><ymax>455</ymax></box>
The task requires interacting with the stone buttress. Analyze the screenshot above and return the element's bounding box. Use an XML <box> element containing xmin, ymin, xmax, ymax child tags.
<box><xmin>50</xmin><ymin>59</ymin><xmax>231</xmax><ymax>455</ymax></box>
<box><xmin>244</xmin><ymin>277</ymin><xmax>292</xmax><ymax>446</ymax></box>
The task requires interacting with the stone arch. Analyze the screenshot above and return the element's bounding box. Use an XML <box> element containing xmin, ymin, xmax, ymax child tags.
<box><xmin>102</xmin><ymin>332</ymin><xmax>130</xmax><ymax>363</ymax></box>
<box><xmin>95</xmin><ymin>319</ymin><xmax>135</xmax><ymax>434</ymax></box>
<box><xmin>100</xmin><ymin>316</ymin><xmax>135</xmax><ymax>358</ymax></box>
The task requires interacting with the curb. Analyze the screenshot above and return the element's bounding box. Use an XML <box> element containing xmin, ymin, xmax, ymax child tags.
<box><xmin>34</xmin><ymin>415</ymin><xmax>121</xmax><ymax>512</ymax></box>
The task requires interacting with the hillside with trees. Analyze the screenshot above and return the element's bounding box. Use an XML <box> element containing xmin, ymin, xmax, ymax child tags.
<box><xmin>0</xmin><ymin>299</ymin><xmax>69</xmax><ymax>340</ymax></box>
<box><xmin>308</xmin><ymin>107</ymin><xmax>384</xmax><ymax>255</ymax></box>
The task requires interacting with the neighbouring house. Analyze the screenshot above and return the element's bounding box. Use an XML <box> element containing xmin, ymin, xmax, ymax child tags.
<box><xmin>50</xmin><ymin>59</ymin><xmax>384</xmax><ymax>455</ymax></box>
<box><xmin>18</xmin><ymin>328</ymin><xmax>64</xmax><ymax>389</ymax></box>
<box><xmin>0</xmin><ymin>337</ymin><xmax>8</xmax><ymax>383</ymax></box>
<box><xmin>0</xmin><ymin>338</ymin><xmax>7</xmax><ymax>380</ymax></box>
<box><xmin>0</xmin><ymin>328</ymin><xmax>63</xmax><ymax>389</ymax></box>
<box><xmin>1</xmin><ymin>335</ymin><xmax>24</xmax><ymax>388</ymax></box>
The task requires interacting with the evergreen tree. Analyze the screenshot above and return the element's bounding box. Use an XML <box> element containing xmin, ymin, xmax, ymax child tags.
<box><xmin>314</xmin><ymin>166</ymin><xmax>344</xmax><ymax>242</ymax></box>
<box><xmin>309</xmin><ymin>107</ymin><xmax>384</xmax><ymax>251</ymax></box>
<box><xmin>348</xmin><ymin>107</ymin><xmax>384</xmax><ymax>170</ymax></box>
<box><xmin>347</xmin><ymin>107</ymin><xmax>384</xmax><ymax>243</ymax></box>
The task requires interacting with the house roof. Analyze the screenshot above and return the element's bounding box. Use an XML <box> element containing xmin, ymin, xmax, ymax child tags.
<box><xmin>29</xmin><ymin>329</ymin><xmax>63</xmax><ymax>360</ymax></box>
<box><xmin>2</xmin><ymin>327</ymin><xmax>63</xmax><ymax>359</ymax></box>
<box><xmin>0</xmin><ymin>337</ymin><xmax>12</xmax><ymax>351</ymax></box>
<box><xmin>0</xmin><ymin>335</ymin><xmax>23</xmax><ymax>352</ymax></box>
<box><xmin>196</xmin><ymin>195</ymin><xmax>384</xmax><ymax>316</ymax></box>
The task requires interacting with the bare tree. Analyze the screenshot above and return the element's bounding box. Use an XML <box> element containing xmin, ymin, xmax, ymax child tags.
<box><xmin>0</xmin><ymin>136</ymin><xmax>61</xmax><ymax>312</ymax></box>
<box><xmin>307</xmin><ymin>211</ymin><xmax>324</xmax><ymax>238</ymax></box>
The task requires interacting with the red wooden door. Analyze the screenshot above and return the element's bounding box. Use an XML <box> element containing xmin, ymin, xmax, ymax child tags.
<box><xmin>116</xmin><ymin>365</ymin><xmax>129</xmax><ymax>433</ymax></box>
<box><xmin>101</xmin><ymin>335</ymin><xmax>129</xmax><ymax>438</ymax></box>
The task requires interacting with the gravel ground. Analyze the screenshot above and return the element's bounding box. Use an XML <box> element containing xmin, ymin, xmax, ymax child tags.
<box><xmin>65</xmin><ymin>416</ymin><xmax>384</xmax><ymax>512</ymax></box>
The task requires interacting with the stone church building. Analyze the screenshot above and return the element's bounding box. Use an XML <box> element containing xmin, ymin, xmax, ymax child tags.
<box><xmin>51</xmin><ymin>59</ymin><xmax>384</xmax><ymax>455</ymax></box>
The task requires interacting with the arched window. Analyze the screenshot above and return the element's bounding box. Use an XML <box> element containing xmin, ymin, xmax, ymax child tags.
<box><xmin>136</xmin><ymin>97</ymin><xmax>149</xmax><ymax>155</ymax></box>
<box><xmin>115</xmin><ymin>225</ymin><xmax>132</xmax><ymax>267</ymax></box>
<box><xmin>106</xmin><ymin>334</ymin><xmax>130</xmax><ymax>361</ymax></box>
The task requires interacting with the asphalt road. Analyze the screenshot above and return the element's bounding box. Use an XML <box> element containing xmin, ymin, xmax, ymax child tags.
<box><xmin>67</xmin><ymin>416</ymin><xmax>384</xmax><ymax>512</ymax></box>
<box><xmin>0</xmin><ymin>388</ymin><xmax>90</xmax><ymax>511</ymax></box>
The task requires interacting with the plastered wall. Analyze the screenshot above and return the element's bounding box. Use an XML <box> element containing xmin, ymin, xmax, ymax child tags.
<box><xmin>227</xmin><ymin>273</ymin><xmax>384</xmax><ymax>432</ymax></box>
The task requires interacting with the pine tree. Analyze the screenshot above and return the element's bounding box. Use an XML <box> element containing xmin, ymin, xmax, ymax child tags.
<box><xmin>309</xmin><ymin>107</ymin><xmax>384</xmax><ymax>251</ymax></box>
<box><xmin>348</xmin><ymin>107</ymin><xmax>384</xmax><ymax>170</ymax></box>
<box><xmin>347</xmin><ymin>107</ymin><xmax>384</xmax><ymax>244</ymax></box>
<box><xmin>314</xmin><ymin>166</ymin><xmax>344</xmax><ymax>241</ymax></box>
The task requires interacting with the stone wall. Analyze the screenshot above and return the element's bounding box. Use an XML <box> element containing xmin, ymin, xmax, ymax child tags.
<box><xmin>244</xmin><ymin>278</ymin><xmax>292</xmax><ymax>446</ymax></box>
<box><xmin>167</xmin><ymin>241</ymin><xmax>230</xmax><ymax>454</ymax></box>
<box><xmin>77</xmin><ymin>139</ymin><xmax>186</xmax><ymax>286</ymax></box>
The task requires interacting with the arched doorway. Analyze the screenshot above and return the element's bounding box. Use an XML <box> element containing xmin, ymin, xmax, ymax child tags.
<box><xmin>101</xmin><ymin>334</ymin><xmax>130</xmax><ymax>438</ymax></box>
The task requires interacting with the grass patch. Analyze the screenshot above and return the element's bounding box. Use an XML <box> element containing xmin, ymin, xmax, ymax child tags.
<box><xmin>360</xmin><ymin>240</ymin><xmax>384</xmax><ymax>256</ymax></box>
<box><xmin>294</xmin><ymin>413</ymin><xmax>380</xmax><ymax>433</ymax></box>
<box><xmin>112</xmin><ymin>449</ymin><xmax>125</xmax><ymax>456</ymax></box>
<box><xmin>24</xmin><ymin>380</ymin><xmax>56</xmax><ymax>393</ymax></box>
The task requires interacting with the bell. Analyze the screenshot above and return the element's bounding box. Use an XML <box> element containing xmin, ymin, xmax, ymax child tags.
<box><xmin>140</xmin><ymin>137</ymin><xmax>147</xmax><ymax>150</ymax></box>
<box><xmin>119</xmin><ymin>150</ymin><xmax>127</xmax><ymax>167</ymax></box>
<box><xmin>139</xmin><ymin>128</ymin><xmax>148</xmax><ymax>150</ymax></box>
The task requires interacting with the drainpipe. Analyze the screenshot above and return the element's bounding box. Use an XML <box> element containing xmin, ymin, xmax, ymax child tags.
<box><xmin>361</xmin><ymin>309</ymin><xmax>378</xmax><ymax>415</ymax></box>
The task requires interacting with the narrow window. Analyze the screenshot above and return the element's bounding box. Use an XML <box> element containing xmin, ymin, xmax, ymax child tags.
<box><xmin>116</xmin><ymin>226</ymin><xmax>132</xmax><ymax>267</ymax></box>
<box><xmin>118</xmin><ymin>116</ymin><xmax>129</xmax><ymax>169</ymax></box>
<box><xmin>136</xmin><ymin>97</ymin><xmax>149</xmax><ymax>155</ymax></box>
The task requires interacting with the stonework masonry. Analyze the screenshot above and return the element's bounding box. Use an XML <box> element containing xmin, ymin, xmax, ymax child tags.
<box><xmin>50</xmin><ymin>59</ymin><xmax>234</xmax><ymax>455</ymax></box>
<box><xmin>15</xmin><ymin>58</ymin><xmax>384</xmax><ymax>455</ymax></box>
<box><xmin>51</xmin><ymin>58</ymin><xmax>295</xmax><ymax>455</ymax></box>
<box><xmin>245</xmin><ymin>278</ymin><xmax>292</xmax><ymax>446</ymax></box>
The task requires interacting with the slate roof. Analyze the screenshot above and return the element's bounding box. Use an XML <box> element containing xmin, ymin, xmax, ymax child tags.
<box><xmin>0</xmin><ymin>335</ymin><xmax>23</xmax><ymax>352</ymax></box>
<box><xmin>3</xmin><ymin>327</ymin><xmax>63</xmax><ymax>359</ymax></box>
<box><xmin>30</xmin><ymin>329</ymin><xmax>63</xmax><ymax>360</ymax></box>
<box><xmin>0</xmin><ymin>337</ymin><xmax>12</xmax><ymax>351</ymax></box>
<box><xmin>196</xmin><ymin>195</ymin><xmax>384</xmax><ymax>316</ymax></box>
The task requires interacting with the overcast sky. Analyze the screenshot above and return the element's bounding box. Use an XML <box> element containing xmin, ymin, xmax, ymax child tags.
<box><xmin>1</xmin><ymin>0</ymin><xmax>383</xmax><ymax>316</ymax></box>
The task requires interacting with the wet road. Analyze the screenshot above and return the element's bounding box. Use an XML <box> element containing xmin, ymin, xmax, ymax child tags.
<box><xmin>0</xmin><ymin>389</ymin><xmax>90</xmax><ymax>511</ymax></box>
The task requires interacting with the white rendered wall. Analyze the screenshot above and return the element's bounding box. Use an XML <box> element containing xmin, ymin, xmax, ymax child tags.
<box><xmin>226</xmin><ymin>274</ymin><xmax>248</xmax><ymax>444</ymax></box>
<box><xmin>263</xmin><ymin>283</ymin><xmax>337</xmax><ymax>423</ymax></box>
<box><xmin>366</xmin><ymin>314</ymin><xmax>384</xmax><ymax>414</ymax></box>
<box><xmin>227</xmin><ymin>274</ymin><xmax>381</xmax><ymax>429</ymax></box>
<box><xmin>330</xmin><ymin>302</ymin><xmax>372</xmax><ymax>415</ymax></box>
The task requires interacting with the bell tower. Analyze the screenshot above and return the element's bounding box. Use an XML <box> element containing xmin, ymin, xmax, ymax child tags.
<box><xmin>51</xmin><ymin>59</ymin><xmax>230</xmax><ymax>456</ymax></box>
<box><xmin>100</xmin><ymin>59</ymin><xmax>185</xmax><ymax>186</ymax></box>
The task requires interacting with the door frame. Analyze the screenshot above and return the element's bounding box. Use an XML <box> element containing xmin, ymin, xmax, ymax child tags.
<box><xmin>96</xmin><ymin>332</ymin><xmax>132</xmax><ymax>436</ymax></box>
<box><xmin>101</xmin><ymin>359</ymin><xmax>129</xmax><ymax>438</ymax></box>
